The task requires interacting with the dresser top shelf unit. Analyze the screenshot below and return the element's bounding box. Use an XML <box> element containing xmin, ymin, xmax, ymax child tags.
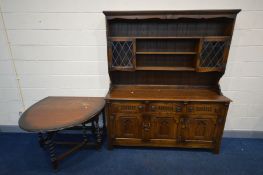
<box><xmin>104</xmin><ymin>10</ymin><xmax>240</xmax><ymax>102</ymax></box>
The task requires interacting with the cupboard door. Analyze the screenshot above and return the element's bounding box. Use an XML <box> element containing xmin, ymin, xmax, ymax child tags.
<box><xmin>108</xmin><ymin>38</ymin><xmax>136</xmax><ymax>71</ymax></box>
<box><xmin>181</xmin><ymin>115</ymin><xmax>217</xmax><ymax>141</ymax></box>
<box><xmin>196</xmin><ymin>37</ymin><xmax>230</xmax><ymax>72</ymax></box>
<box><xmin>115</xmin><ymin>114</ymin><xmax>141</xmax><ymax>138</ymax></box>
<box><xmin>152</xmin><ymin>115</ymin><xmax>179</xmax><ymax>139</ymax></box>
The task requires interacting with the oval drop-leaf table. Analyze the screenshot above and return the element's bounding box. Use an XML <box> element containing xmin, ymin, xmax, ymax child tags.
<box><xmin>19</xmin><ymin>96</ymin><xmax>105</xmax><ymax>170</ymax></box>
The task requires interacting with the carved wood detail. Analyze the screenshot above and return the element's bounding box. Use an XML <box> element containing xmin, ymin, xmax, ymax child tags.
<box><xmin>104</xmin><ymin>10</ymin><xmax>239</xmax><ymax>153</ymax></box>
<box><xmin>115</xmin><ymin>114</ymin><xmax>141</xmax><ymax>138</ymax></box>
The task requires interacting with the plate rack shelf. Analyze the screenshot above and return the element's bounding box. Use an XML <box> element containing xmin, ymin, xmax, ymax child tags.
<box><xmin>108</xmin><ymin>35</ymin><xmax>230</xmax><ymax>72</ymax></box>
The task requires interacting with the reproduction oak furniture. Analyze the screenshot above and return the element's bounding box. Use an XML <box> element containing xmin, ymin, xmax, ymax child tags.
<box><xmin>19</xmin><ymin>97</ymin><xmax>105</xmax><ymax>169</ymax></box>
<box><xmin>104</xmin><ymin>10</ymin><xmax>240</xmax><ymax>153</ymax></box>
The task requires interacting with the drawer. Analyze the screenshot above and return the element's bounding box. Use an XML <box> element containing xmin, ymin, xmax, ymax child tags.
<box><xmin>186</xmin><ymin>102</ymin><xmax>221</xmax><ymax>114</ymax></box>
<box><xmin>110</xmin><ymin>102</ymin><xmax>145</xmax><ymax>113</ymax></box>
<box><xmin>149</xmin><ymin>102</ymin><xmax>183</xmax><ymax>113</ymax></box>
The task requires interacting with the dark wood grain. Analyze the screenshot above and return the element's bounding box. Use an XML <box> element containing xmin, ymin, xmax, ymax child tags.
<box><xmin>19</xmin><ymin>97</ymin><xmax>105</xmax><ymax>169</ymax></box>
<box><xmin>106</xmin><ymin>85</ymin><xmax>230</xmax><ymax>102</ymax></box>
<box><xmin>19</xmin><ymin>97</ymin><xmax>105</xmax><ymax>132</ymax></box>
<box><xmin>104</xmin><ymin>10</ymin><xmax>239</xmax><ymax>153</ymax></box>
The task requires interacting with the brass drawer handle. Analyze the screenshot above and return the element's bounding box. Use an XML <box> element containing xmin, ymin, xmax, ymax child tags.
<box><xmin>143</xmin><ymin>123</ymin><xmax>150</xmax><ymax>128</ymax></box>
<box><xmin>143</xmin><ymin>123</ymin><xmax>151</xmax><ymax>131</ymax></box>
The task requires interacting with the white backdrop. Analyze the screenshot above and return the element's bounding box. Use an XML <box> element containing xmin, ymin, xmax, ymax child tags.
<box><xmin>0</xmin><ymin>0</ymin><xmax>263</xmax><ymax>131</ymax></box>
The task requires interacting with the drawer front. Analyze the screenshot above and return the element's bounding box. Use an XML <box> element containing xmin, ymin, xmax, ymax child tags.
<box><xmin>186</xmin><ymin>102</ymin><xmax>221</xmax><ymax>114</ymax></box>
<box><xmin>110</xmin><ymin>102</ymin><xmax>145</xmax><ymax>113</ymax></box>
<box><xmin>149</xmin><ymin>102</ymin><xmax>183</xmax><ymax>113</ymax></box>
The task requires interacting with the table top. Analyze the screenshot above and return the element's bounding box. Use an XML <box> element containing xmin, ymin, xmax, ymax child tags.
<box><xmin>19</xmin><ymin>97</ymin><xmax>105</xmax><ymax>132</ymax></box>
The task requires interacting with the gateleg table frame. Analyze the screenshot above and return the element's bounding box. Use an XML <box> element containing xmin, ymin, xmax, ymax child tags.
<box><xmin>19</xmin><ymin>97</ymin><xmax>106</xmax><ymax>170</ymax></box>
<box><xmin>37</xmin><ymin>110</ymin><xmax>105</xmax><ymax>170</ymax></box>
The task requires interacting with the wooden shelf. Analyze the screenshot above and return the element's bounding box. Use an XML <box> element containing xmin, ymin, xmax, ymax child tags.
<box><xmin>136</xmin><ymin>51</ymin><xmax>197</xmax><ymax>55</ymax></box>
<box><xmin>136</xmin><ymin>66</ymin><xmax>195</xmax><ymax>71</ymax></box>
<box><xmin>109</xmin><ymin>36</ymin><xmax>230</xmax><ymax>40</ymax></box>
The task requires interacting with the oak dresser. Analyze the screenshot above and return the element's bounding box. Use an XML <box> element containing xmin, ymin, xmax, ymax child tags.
<box><xmin>103</xmin><ymin>10</ymin><xmax>240</xmax><ymax>153</ymax></box>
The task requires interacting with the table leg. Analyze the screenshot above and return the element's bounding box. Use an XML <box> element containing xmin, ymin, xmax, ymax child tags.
<box><xmin>94</xmin><ymin>116</ymin><xmax>102</xmax><ymax>148</ymax></box>
<box><xmin>91</xmin><ymin>119</ymin><xmax>96</xmax><ymax>135</ymax></box>
<box><xmin>38</xmin><ymin>132</ymin><xmax>45</xmax><ymax>148</ymax></box>
<box><xmin>102</xmin><ymin>108</ymin><xmax>106</xmax><ymax>134</ymax></box>
<box><xmin>44</xmin><ymin>132</ymin><xmax>59</xmax><ymax>170</ymax></box>
<box><xmin>82</xmin><ymin>123</ymin><xmax>88</xmax><ymax>144</ymax></box>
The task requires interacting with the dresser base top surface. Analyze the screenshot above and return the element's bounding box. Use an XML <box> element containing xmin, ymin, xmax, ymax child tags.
<box><xmin>106</xmin><ymin>85</ymin><xmax>230</xmax><ymax>102</ymax></box>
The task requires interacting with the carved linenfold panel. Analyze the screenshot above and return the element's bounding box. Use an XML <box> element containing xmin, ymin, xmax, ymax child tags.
<box><xmin>159</xmin><ymin>119</ymin><xmax>169</xmax><ymax>135</ymax></box>
<box><xmin>184</xmin><ymin>115</ymin><xmax>217</xmax><ymax>141</ymax></box>
<box><xmin>122</xmin><ymin>118</ymin><xmax>132</xmax><ymax>134</ymax></box>
<box><xmin>195</xmin><ymin>120</ymin><xmax>207</xmax><ymax>137</ymax></box>
<box><xmin>115</xmin><ymin>115</ymin><xmax>141</xmax><ymax>138</ymax></box>
<box><xmin>153</xmin><ymin>116</ymin><xmax>178</xmax><ymax>139</ymax></box>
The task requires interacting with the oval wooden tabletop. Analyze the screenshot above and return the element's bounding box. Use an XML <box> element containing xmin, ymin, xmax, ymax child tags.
<box><xmin>19</xmin><ymin>97</ymin><xmax>105</xmax><ymax>132</ymax></box>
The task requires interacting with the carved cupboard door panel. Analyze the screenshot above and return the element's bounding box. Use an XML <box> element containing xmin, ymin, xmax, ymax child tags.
<box><xmin>181</xmin><ymin>115</ymin><xmax>217</xmax><ymax>142</ymax></box>
<box><xmin>152</xmin><ymin>114</ymin><xmax>179</xmax><ymax>139</ymax></box>
<box><xmin>115</xmin><ymin>114</ymin><xmax>142</xmax><ymax>138</ymax></box>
